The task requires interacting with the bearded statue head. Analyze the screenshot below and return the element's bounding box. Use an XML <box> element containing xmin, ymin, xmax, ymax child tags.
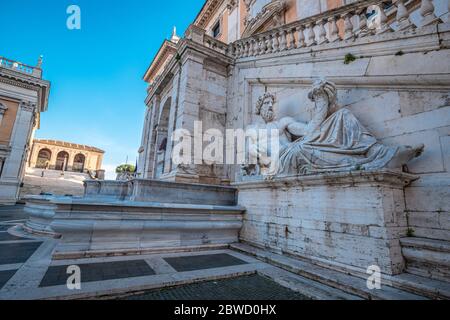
<box><xmin>256</xmin><ymin>92</ymin><xmax>276</xmax><ymax>123</ymax></box>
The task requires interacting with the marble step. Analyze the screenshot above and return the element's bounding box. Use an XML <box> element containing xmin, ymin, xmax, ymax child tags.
<box><xmin>231</xmin><ymin>243</ymin><xmax>427</xmax><ymax>300</ymax></box>
<box><xmin>401</xmin><ymin>237</ymin><xmax>450</xmax><ymax>283</ymax></box>
<box><xmin>258</xmin><ymin>267</ymin><xmax>363</xmax><ymax>300</ymax></box>
<box><xmin>388</xmin><ymin>273</ymin><xmax>450</xmax><ymax>299</ymax></box>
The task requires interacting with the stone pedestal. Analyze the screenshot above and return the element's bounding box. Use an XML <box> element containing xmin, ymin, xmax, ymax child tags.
<box><xmin>234</xmin><ymin>170</ymin><xmax>419</xmax><ymax>276</ymax></box>
<box><xmin>23</xmin><ymin>195</ymin><xmax>61</xmax><ymax>237</ymax></box>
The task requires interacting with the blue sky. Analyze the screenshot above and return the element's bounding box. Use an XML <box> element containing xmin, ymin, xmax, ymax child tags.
<box><xmin>1</xmin><ymin>0</ymin><xmax>203</xmax><ymax>178</ymax></box>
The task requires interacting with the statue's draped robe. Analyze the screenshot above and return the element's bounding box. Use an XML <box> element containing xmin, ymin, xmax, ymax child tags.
<box><xmin>278</xmin><ymin>108</ymin><xmax>398</xmax><ymax>175</ymax></box>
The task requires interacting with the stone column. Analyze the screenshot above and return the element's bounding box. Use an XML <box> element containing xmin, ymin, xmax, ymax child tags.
<box><xmin>145</xmin><ymin>96</ymin><xmax>160</xmax><ymax>179</ymax></box>
<box><xmin>84</xmin><ymin>154</ymin><xmax>90</xmax><ymax>172</ymax></box>
<box><xmin>49</xmin><ymin>147</ymin><xmax>58</xmax><ymax>170</ymax></box>
<box><xmin>161</xmin><ymin>53</ymin><xmax>203</xmax><ymax>183</ymax></box>
<box><xmin>138</xmin><ymin>107</ymin><xmax>151</xmax><ymax>176</ymax></box>
<box><xmin>163</xmin><ymin>65</ymin><xmax>181</xmax><ymax>175</ymax></box>
<box><xmin>29</xmin><ymin>143</ymin><xmax>41</xmax><ymax>168</ymax></box>
<box><xmin>1</xmin><ymin>102</ymin><xmax>35</xmax><ymax>181</ymax></box>
<box><xmin>0</xmin><ymin>101</ymin><xmax>35</xmax><ymax>202</ymax></box>
<box><xmin>67</xmin><ymin>151</ymin><xmax>75</xmax><ymax>172</ymax></box>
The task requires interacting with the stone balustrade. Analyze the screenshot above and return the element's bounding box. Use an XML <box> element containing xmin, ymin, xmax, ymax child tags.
<box><xmin>230</xmin><ymin>0</ymin><xmax>447</xmax><ymax>59</ymax></box>
<box><xmin>0</xmin><ymin>56</ymin><xmax>42</xmax><ymax>78</ymax></box>
<box><xmin>203</xmin><ymin>34</ymin><xmax>231</xmax><ymax>56</ymax></box>
<box><xmin>147</xmin><ymin>0</ymin><xmax>449</xmax><ymax>99</ymax></box>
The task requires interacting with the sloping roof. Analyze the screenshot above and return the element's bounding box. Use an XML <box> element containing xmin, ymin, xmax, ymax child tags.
<box><xmin>34</xmin><ymin>139</ymin><xmax>105</xmax><ymax>154</ymax></box>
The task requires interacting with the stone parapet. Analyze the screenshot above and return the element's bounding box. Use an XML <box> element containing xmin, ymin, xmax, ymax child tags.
<box><xmin>47</xmin><ymin>198</ymin><xmax>244</xmax><ymax>259</ymax></box>
<box><xmin>84</xmin><ymin>179</ymin><xmax>238</xmax><ymax>205</ymax></box>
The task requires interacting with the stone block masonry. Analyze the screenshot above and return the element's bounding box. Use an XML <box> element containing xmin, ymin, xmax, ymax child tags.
<box><xmin>235</xmin><ymin>170</ymin><xmax>418</xmax><ymax>275</ymax></box>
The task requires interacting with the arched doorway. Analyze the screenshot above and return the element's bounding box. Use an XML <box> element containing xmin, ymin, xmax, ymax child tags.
<box><xmin>73</xmin><ymin>154</ymin><xmax>86</xmax><ymax>173</ymax></box>
<box><xmin>36</xmin><ymin>149</ymin><xmax>52</xmax><ymax>169</ymax></box>
<box><xmin>55</xmin><ymin>151</ymin><xmax>69</xmax><ymax>171</ymax></box>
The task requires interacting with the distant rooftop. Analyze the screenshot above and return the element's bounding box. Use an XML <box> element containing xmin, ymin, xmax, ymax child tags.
<box><xmin>0</xmin><ymin>56</ymin><xmax>43</xmax><ymax>79</ymax></box>
<box><xmin>34</xmin><ymin>139</ymin><xmax>105</xmax><ymax>154</ymax></box>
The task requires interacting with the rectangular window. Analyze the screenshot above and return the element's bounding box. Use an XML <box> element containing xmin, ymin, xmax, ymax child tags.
<box><xmin>212</xmin><ymin>20</ymin><xmax>221</xmax><ymax>38</ymax></box>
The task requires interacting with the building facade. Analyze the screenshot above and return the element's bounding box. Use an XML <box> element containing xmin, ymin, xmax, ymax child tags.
<box><xmin>18</xmin><ymin>0</ymin><xmax>450</xmax><ymax>291</ymax></box>
<box><xmin>0</xmin><ymin>56</ymin><xmax>50</xmax><ymax>205</ymax></box>
<box><xmin>28</xmin><ymin>139</ymin><xmax>104</xmax><ymax>173</ymax></box>
<box><xmin>137</xmin><ymin>0</ymin><xmax>450</xmax><ymax>259</ymax></box>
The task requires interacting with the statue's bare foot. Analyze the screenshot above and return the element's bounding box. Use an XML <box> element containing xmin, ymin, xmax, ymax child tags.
<box><xmin>387</xmin><ymin>144</ymin><xmax>425</xmax><ymax>169</ymax></box>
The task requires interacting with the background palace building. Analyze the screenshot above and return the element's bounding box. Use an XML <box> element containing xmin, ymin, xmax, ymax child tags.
<box><xmin>0</xmin><ymin>56</ymin><xmax>50</xmax><ymax>205</ymax></box>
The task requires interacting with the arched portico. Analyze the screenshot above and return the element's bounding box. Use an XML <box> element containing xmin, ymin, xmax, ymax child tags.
<box><xmin>35</xmin><ymin>148</ymin><xmax>52</xmax><ymax>169</ymax></box>
<box><xmin>73</xmin><ymin>153</ymin><xmax>86</xmax><ymax>172</ymax></box>
<box><xmin>55</xmin><ymin>151</ymin><xmax>69</xmax><ymax>171</ymax></box>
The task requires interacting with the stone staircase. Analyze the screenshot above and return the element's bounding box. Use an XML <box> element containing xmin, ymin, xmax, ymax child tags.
<box><xmin>401</xmin><ymin>237</ymin><xmax>450</xmax><ymax>283</ymax></box>
<box><xmin>231</xmin><ymin>242</ymin><xmax>450</xmax><ymax>300</ymax></box>
<box><xmin>20</xmin><ymin>168</ymin><xmax>88</xmax><ymax>198</ymax></box>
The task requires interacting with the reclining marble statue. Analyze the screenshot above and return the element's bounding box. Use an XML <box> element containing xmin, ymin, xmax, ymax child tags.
<box><xmin>243</xmin><ymin>79</ymin><xmax>425</xmax><ymax>178</ymax></box>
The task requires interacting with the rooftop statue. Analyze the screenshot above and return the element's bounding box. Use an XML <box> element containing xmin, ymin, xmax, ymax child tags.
<box><xmin>245</xmin><ymin>79</ymin><xmax>425</xmax><ymax>178</ymax></box>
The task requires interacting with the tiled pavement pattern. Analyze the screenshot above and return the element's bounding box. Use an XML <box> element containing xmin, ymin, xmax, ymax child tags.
<box><xmin>40</xmin><ymin>260</ymin><xmax>156</xmax><ymax>287</ymax></box>
<box><xmin>0</xmin><ymin>225</ymin><xmax>13</xmax><ymax>231</ymax></box>
<box><xmin>164</xmin><ymin>253</ymin><xmax>248</xmax><ymax>272</ymax></box>
<box><xmin>0</xmin><ymin>205</ymin><xmax>42</xmax><ymax>290</ymax></box>
<box><xmin>0</xmin><ymin>270</ymin><xmax>17</xmax><ymax>289</ymax></box>
<box><xmin>0</xmin><ymin>205</ymin><xmax>356</xmax><ymax>300</ymax></box>
<box><xmin>0</xmin><ymin>242</ymin><xmax>43</xmax><ymax>265</ymax></box>
<box><xmin>0</xmin><ymin>233</ymin><xmax>28</xmax><ymax>242</ymax></box>
<box><xmin>123</xmin><ymin>274</ymin><xmax>309</xmax><ymax>300</ymax></box>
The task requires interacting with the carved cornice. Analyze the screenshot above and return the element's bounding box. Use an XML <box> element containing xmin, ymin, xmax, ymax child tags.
<box><xmin>33</xmin><ymin>139</ymin><xmax>105</xmax><ymax>154</ymax></box>
<box><xmin>244</xmin><ymin>0</ymin><xmax>254</xmax><ymax>11</ymax></box>
<box><xmin>143</xmin><ymin>40</ymin><xmax>178</xmax><ymax>84</ymax></box>
<box><xmin>20</xmin><ymin>100</ymin><xmax>36</xmax><ymax>112</ymax></box>
<box><xmin>234</xmin><ymin>170</ymin><xmax>420</xmax><ymax>189</ymax></box>
<box><xmin>227</xmin><ymin>0</ymin><xmax>238</xmax><ymax>11</ymax></box>
<box><xmin>194</xmin><ymin>0</ymin><xmax>226</xmax><ymax>28</ymax></box>
<box><xmin>0</xmin><ymin>68</ymin><xmax>50</xmax><ymax>113</ymax></box>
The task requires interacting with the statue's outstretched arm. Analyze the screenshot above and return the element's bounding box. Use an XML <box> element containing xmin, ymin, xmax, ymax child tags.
<box><xmin>283</xmin><ymin>118</ymin><xmax>307</xmax><ymax>137</ymax></box>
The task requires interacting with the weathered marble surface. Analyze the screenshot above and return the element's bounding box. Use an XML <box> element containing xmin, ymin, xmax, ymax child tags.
<box><xmin>227</xmin><ymin>24</ymin><xmax>450</xmax><ymax>244</ymax></box>
<box><xmin>50</xmin><ymin>199</ymin><xmax>244</xmax><ymax>259</ymax></box>
<box><xmin>24</xmin><ymin>179</ymin><xmax>244</xmax><ymax>258</ymax></box>
<box><xmin>84</xmin><ymin>179</ymin><xmax>237</xmax><ymax>205</ymax></box>
<box><xmin>235</xmin><ymin>170</ymin><xmax>419</xmax><ymax>275</ymax></box>
<box><xmin>243</xmin><ymin>79</ymin><xmax>424</xmax><ymax>178</ymax></box>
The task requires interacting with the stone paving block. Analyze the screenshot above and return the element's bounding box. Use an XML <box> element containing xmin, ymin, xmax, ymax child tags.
<box><xmin>0</xmin><ymin>270</ymin><xmax>17</xmax><ymax>289</ymax></box>
<box><xmin>39</xmin><ymin>260</ymin><xmax>156</xmax><ymax>288</ymax></box>
<box><xmin>0</xmin><ymin>232</ymin><xmax>28</xmax><ymax>242</ymax></box>
<box><xmin>0</xmin><ymin>206</ymin><xmax>28</xmax><ymax>222</ymax></box>
<box><xmin>164</xmin><ymin>253</ymin><xmax>248</xmax><ymax>272</ymax></box>
<box><xmin>0</xmin><ymin>242</ymin><xmax>42</xmax><ymax>265</ymax></box>
<box><xmin>122</xmin><ymin>274</ymin><xmax>309</xmax><ymax>300</ymax></box>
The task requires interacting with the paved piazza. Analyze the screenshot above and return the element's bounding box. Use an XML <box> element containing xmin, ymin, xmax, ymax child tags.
<box><xmin>121</xmin><ymin>275</ymin><xmax>309</xmax><ymax>300</ymax></box>
<box><xmin>0</xmin><ymin>205</ymin><xmax>358</xmax><ymax>300</ymax></box>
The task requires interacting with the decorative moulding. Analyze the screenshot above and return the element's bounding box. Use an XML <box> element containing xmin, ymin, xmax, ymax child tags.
<box><xmin>233</xmin><ymin>170</ymin><xmax>419</xmax><ymax>189</ymax></box>
<box><xmin>242</xmin><ymin>0</ymin><xmax>287</xmax><ymax>38</ymax></box>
